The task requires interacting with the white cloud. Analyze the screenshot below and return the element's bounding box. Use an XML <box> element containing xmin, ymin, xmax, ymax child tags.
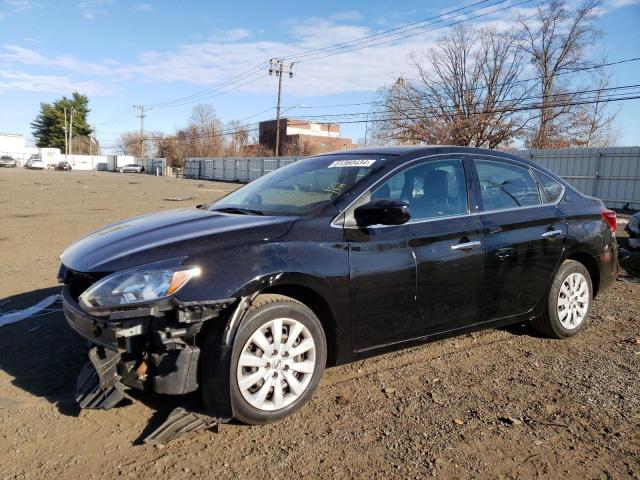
<box><xmin>78</xmin><ymin>0</ymin><xmax>113</xmax><ymax>20</ymax></box>
<box><xmin>135</xmin><ymin>3</ymin><xmax>154</xmax><ymax>12</ymax></box>
<box><xmin>0</xmin><ymin>45</ymin><xmax>114</xmax><ymax>75</ymax></box>
<box><xmin>329</xmin><ymin>11</ymin><xmax>363</xmax><ymax>22</ymax></box>
<box><xmin>0</xmin><ymin>70</ymin><xmax>109</xmax><ymax>94</ymax></box>
<box><xmin>601</xmin><ymin>0</ymin><xmax>640</xmax><ymax>11</ymax></box>
<box><xmin>216</xmin><ymin>28</ymin><xmax>252</xmax><ymax>42</ymax></box>
<box><xmin>1</xmin><ymin>1</ymin><xmax>637</xmax><ymax>98</ymax></box>
<box><xmin>4</xmin><ymin>0</ymin><xmax>33</xmax><ymax>12</ymax></box>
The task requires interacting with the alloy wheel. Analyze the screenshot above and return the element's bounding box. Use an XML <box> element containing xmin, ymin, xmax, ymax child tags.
<box><xmin>236</xmin><ymin>318</ymin><xmax>316</xmax><ymax>411</ymax></box>
<box><xmin>557</xmin><ymin>272</ymin><xmax>589</xmax><ymax>329</ymax></box>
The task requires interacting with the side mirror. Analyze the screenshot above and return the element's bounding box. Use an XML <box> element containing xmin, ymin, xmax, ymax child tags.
<box><xmin>354</xmin><ymin>199</ymin><xmax>411</xmax><ymax>227</ymax></box>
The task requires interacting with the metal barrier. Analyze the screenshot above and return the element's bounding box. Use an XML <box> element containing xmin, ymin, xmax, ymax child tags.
<box><xmin>135</xmin><ymin>158</ymin><xmax>167</xmax><ymax>176</ymax></box>
<box><xmin>184</xmin><ymin>157</ymin><xmax>302</xmax><ymax>183</ymax></box>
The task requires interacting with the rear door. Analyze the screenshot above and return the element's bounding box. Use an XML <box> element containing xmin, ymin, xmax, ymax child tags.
<box><xmin>471</xmin><ymin>156</ymin><xmax>567</xmax><ymax>321</ymax></box>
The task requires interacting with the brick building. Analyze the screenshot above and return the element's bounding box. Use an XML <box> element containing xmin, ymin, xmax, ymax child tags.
<box><xmin>258</xmin><ymin>118</ymin><xmax>356</xmax><ymax>155</ymax></box>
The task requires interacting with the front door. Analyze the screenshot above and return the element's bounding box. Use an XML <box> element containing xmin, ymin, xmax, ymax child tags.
<box><xmin>472</xmin><ymin>157</ymin><xmax>567</xmax><ymax>320</ymax></box>
<box><xmin>348</xmin><ymin>156</ymin><xmax>485</xmax><ymax>351</ymax></box>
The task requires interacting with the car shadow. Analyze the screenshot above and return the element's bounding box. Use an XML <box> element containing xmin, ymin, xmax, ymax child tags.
<box><xmin>0</xmin><ymin>287</ymin><xmax>209</xmax><ymax>438</ymax></box>
<box><xmin>499</xmin><ymin>321</ymin><xmax>547</xmax><ymax>338</ymax></box>
<box><xmin>0</xmin><ymin>287</ymin><xmax>87</xmax><ymax>416</ymax></box>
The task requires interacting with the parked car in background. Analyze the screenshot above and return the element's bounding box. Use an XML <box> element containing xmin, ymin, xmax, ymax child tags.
<box><xmin>59</xmin><ymin>146</ymin><xmax>618</xmax><ymax>425</ymax></box>
<box><xmin>117</xmin><ymin>164</ymin><xmax>144</xmax><ymax>173</ymax></box>
<box><xmin>25</xmin><ymin>156</ymin><xmax>45</xmax><ymax>170</ymax></box>
<box><xmin>620</xmin><ymin>211</ymin><xmax>640</xmax><ymax>276</ymax></box>
<box><xmin>0</xmin><ymin>155</ymin><xmax>17</xmax><ymax>167</ymax></box>
<box><xmin>56</xmin><ymin>161</ymin><xmax>72</xmax><ymax>171</ymax></box>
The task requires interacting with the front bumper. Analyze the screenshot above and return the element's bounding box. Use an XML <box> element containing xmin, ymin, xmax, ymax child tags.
<box><xmin>62</xmin><ymin>287</ymin><xmax>147</xmax><ymax>351</ymax></box>
<box><xmin>62</xmin><ymin>286</ymin><xmax>233</xmax><ymax>398</ymax></box>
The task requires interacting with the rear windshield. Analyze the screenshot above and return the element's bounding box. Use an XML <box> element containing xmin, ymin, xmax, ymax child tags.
<box><xmin>210</xmin><ymin>155</ymin><xmax>390</xmax><ymax>216</ymax></box>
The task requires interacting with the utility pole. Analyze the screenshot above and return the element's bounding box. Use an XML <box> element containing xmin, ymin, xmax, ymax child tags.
<box><xmin>69</xmin><ymin>107</ymin><xmax>74</xmax><ymax>156</ymax></box>
<box><xmin>91</xmin><ymin>125</ymin><xmax>96</xmax><ymax>156</ymax></box>
<box><xmin>63</xmin><ymin>108</ymin><xmax>68</xmax><ymax>158</ymax></box>
<box><xmin>133</xmin><ymin>105</ymin><xmax>147</xmax><ymax>159</ymax></box>
<box><xmin>268</xmin><ymin>59</ymin><xmax>294</xmax><ymax>157</ymax></box>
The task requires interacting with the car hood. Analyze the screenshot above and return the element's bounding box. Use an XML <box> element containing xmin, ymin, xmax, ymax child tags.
<box><xmin>61</xmin><ymin>207</ymin><xmax>296</xmax><ymax>273</ymax></box>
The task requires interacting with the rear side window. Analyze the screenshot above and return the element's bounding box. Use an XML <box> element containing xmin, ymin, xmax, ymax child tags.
<box><xmin>475</xmin><ymin>160</ymin><xmax>541</xmax><ymax>210</ymax></box>
<box><xmin>535</xmin><ymin>171</ymin><xmax>564</xmax><ymax>203</ymax></box>
<box><xmin>371</xmin><ymin>158</ymin><xmax>468</xmax><ymax>220</ymax></box>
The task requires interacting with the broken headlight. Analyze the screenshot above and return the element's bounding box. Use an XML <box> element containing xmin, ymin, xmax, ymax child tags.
<box><xmin>79</xmin><ymin>259</ymin><xmax>201</xmax><ymax>314</ymax></box>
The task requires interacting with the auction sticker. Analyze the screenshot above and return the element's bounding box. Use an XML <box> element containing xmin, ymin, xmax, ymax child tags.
<box><xmin>328</xmin><ymin>159</ymin><xmax>377</xmax><ymax>168</ymax></box>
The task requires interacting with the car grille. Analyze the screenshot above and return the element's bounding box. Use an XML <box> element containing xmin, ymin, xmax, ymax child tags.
<box><xmin>58</xmin><ymin>264</ymin><xmax>107</xmax><ymax>301</ymax></box>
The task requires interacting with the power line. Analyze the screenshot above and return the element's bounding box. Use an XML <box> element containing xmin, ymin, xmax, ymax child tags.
<box><xmin>106</xmin><ymin>88</ymin><xmax>640</xmax><ymax>148</ymax></box>
<box><xmin>145</xmin><ymin>62</ymin><xmax>268</xmax><ymax>109</ymax></box>
<box><xmin>281</xmin><ymin>56</ymin><xmax>640</xmax><ymax>112</ymax></box>
<box><xmin>92</xmin><ymin>0</ymin><xmax>531</xmax><ymax>120</ymax></box>
<box><xmin>95</xmin><ymin>107</ymin><xmax>135</xmax><ymax>125</ymax></box>
<box><xmin>278</xmin><ymin>0</ymin><xmax>535</xmax><ymax>64</ymax></box>
<box><xmin>309</xmin><ymin>93</ymin><xmax>640</xmax><ymax>126</ymax></box>
<box><xmin>147</xmin><ymin>73</ymin><xmax>269</xmax><ymax>110</ymax></box>
<box><xmin>274</xmin><ymin>0</ymin><xmax>511</xmax><ymax>63</ymax></box>
<box><xmin>291</xmin><ymin>83</ymin><xmax>640</xmax><ymax>120</ymax></box>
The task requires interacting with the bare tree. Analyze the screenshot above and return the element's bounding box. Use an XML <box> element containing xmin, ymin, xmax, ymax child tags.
<box><xmin>116</xmin><ymin>131</ymin><xmax>143</xmax><ymax>157</ymax></box>
<box><xmin>375</xmin><ymin>25</ymin><xmax>531</xmax><ymax>148</ymax></box>
<box><xmin>569</xmin><ymin>68</ymin><xmax>619</xmax><ymax>147</ymax></box>
<box><xmin>225</xmin><ymin>120</ymin><xmax>250</xmax><ymax>156</ymax></box>
<box><xmin>519</xmin><ymin>0</ymin><xmax>610</xmax><ymax>148</ymax></box>
<box><xmin>189</xmin><ymin>104</ymin><xmax>223</xmax><ymax>157</ymax></box>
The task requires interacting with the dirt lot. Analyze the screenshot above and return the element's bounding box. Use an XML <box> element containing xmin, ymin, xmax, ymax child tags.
<box><xmin>0</xmin><ymin>167</ymin><xmax>638</xmax><ymax>479</ymax></box>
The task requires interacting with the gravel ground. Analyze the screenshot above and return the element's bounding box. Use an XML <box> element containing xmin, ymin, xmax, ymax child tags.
<box><xmin>0</xmin><ymin>168</ymin><xmax>638</xmax><ymax>479</ymax></box>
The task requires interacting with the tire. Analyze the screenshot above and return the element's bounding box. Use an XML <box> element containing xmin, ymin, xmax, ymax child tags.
<box><xmin>532</xmin><ymin>260</ymin><xmax>593</xmax><ymax>338</ymax></box>
<box><xmin>221</xmin><ymin>294</ymin><xmax>326</xmax><ymax>425</ymax></box>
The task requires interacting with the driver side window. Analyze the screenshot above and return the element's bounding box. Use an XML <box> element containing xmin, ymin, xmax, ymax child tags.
<box><xmin>371</xmin><ymin>158</ymin><xmax>468</xmax><ymax>221</ymax></box>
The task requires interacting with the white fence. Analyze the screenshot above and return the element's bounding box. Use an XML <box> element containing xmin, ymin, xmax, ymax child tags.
<box><xmin>184</xmin><ymin>147</ymin><xmax>640</xmax><ymax>210</ymax></box>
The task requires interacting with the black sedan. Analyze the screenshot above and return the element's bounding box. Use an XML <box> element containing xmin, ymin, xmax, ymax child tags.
<box><xmin>59</xmin><ymin>146</ymin><xmax>618</xmax><ymax>425</ymax></box>
<box><xmin>117</xmin><ymin>164</ymin><xmax>144</xmax><ymax>173</ymax></box>
<box><xmin>55</xmin><ymin>161</ymin><xmax>72</xmax><ymax>171</ymax></box>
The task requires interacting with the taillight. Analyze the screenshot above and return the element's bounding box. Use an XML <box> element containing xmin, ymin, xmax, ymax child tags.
<box><xmin>601</xmin><ymin>209</ymin><xmax>617</xmax><ymax>234</ymax></box>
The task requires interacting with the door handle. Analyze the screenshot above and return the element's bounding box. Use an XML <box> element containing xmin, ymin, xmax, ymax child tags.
<box><xmin>541</xmin><ymin>229</ymin><xmax>563</xmax><ymax>238</ymax></box>
<box><xmin>451</xmin><ymin>241</ymin><xmax>481</xmax><ymax>251</ymax></box>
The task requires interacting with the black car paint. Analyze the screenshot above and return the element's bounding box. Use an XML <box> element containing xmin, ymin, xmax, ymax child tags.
<box><xmin>59</xmin><ymin>146</ymin><xmax>617</xmax><ymax>417</ymax></box>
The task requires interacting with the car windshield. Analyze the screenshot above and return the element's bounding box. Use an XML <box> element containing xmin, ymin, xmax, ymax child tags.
<box><xmin>209</xmin><ymin>154</ymin><xmax>390</xmax><ymax>216</ymax></box>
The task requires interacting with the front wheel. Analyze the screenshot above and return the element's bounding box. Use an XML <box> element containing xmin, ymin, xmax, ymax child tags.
<box><xmin>532</xmin><ymin>260</ymin><xmax>593</xmax><ymax>338</ymax></box>
<box><xmin>212</xmin><ymin>294</ymin><xmax>326</xmax><ymax>425</ymax></box>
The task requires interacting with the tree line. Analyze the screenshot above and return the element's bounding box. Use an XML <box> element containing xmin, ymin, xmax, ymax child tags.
<box><xmin>115</xmin><ymin>104</ymin><xmax>260</xmax><ymax>167</ymax></box>
<box><xmin>368</xmin><ymin>0</ymin><xmax>618</xmax><ymax>149</ymax></box>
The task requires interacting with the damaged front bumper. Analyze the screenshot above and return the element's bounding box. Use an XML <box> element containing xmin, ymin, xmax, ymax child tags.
<box><xmin>61</xmin><ymin>285</ymin><xmax>235</xmax><ymax>408</ymax></box>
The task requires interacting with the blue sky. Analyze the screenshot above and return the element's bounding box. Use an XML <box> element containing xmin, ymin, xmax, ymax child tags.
<box><xmin>1</xmin><ymin>0</ymin><xmax>639</xmax><ymax>151</ymax></box>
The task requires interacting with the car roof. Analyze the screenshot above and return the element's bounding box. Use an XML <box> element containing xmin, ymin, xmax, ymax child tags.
<box><xmin>318</xmin><ymin>145</ymin><xmax>550</xmax><ymax>173</ymax></box>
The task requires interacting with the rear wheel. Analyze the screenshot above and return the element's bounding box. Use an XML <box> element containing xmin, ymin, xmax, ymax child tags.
<box><xmin>532</xmin><ymin>260</ymin><xmax>593</xmax><ymax>338</ymax></box>
<box><xmin>227</xmin><ymin>294</ymin><xmax>326</xmax><ymax>424</ymax></box>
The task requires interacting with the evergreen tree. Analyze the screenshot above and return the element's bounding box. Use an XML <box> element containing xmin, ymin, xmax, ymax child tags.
<box><xmin>31</xmin><ymin>92</ymin><xmax>92</xmax><ymax>150</ymax></box>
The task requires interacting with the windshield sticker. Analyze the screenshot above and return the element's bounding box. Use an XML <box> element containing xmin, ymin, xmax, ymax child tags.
<box><xmin>328</xmin><ymin>159</ymin><xmax>376</xmax><ymax>168</ymax></box>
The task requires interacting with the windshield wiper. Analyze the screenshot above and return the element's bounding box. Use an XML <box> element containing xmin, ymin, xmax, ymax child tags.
<box><xmin>213</xmin><ymin>207</ymin><xmax>265</xmax><ymax>216</ymax></box>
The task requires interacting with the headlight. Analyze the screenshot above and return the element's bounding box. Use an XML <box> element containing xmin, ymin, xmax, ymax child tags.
<box><xmin>79</xmin><ymin>259</ymin><xmax>201</xmax><ymax>314</ymax></box>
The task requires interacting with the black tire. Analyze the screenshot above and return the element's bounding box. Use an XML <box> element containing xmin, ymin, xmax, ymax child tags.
<box><xmin>226</xmin><ymin>294</ymin><xmax>326</xmax><ymax>425</ymax></box>
<box><xmin>532</xmin><ymin>260</ymin><xmax>593</xmax><ymax>338</ymax></box>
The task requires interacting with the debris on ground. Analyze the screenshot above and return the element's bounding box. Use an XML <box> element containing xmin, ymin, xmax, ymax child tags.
<box><xmin>0</xmin><ymin>294</ymin><xmax>60</xmax><ymax>327</ymax></box>
<box><xmin>163</xmin><ymin>195</ymin><xmax>197</xmax><ymax>201</ymax></box>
